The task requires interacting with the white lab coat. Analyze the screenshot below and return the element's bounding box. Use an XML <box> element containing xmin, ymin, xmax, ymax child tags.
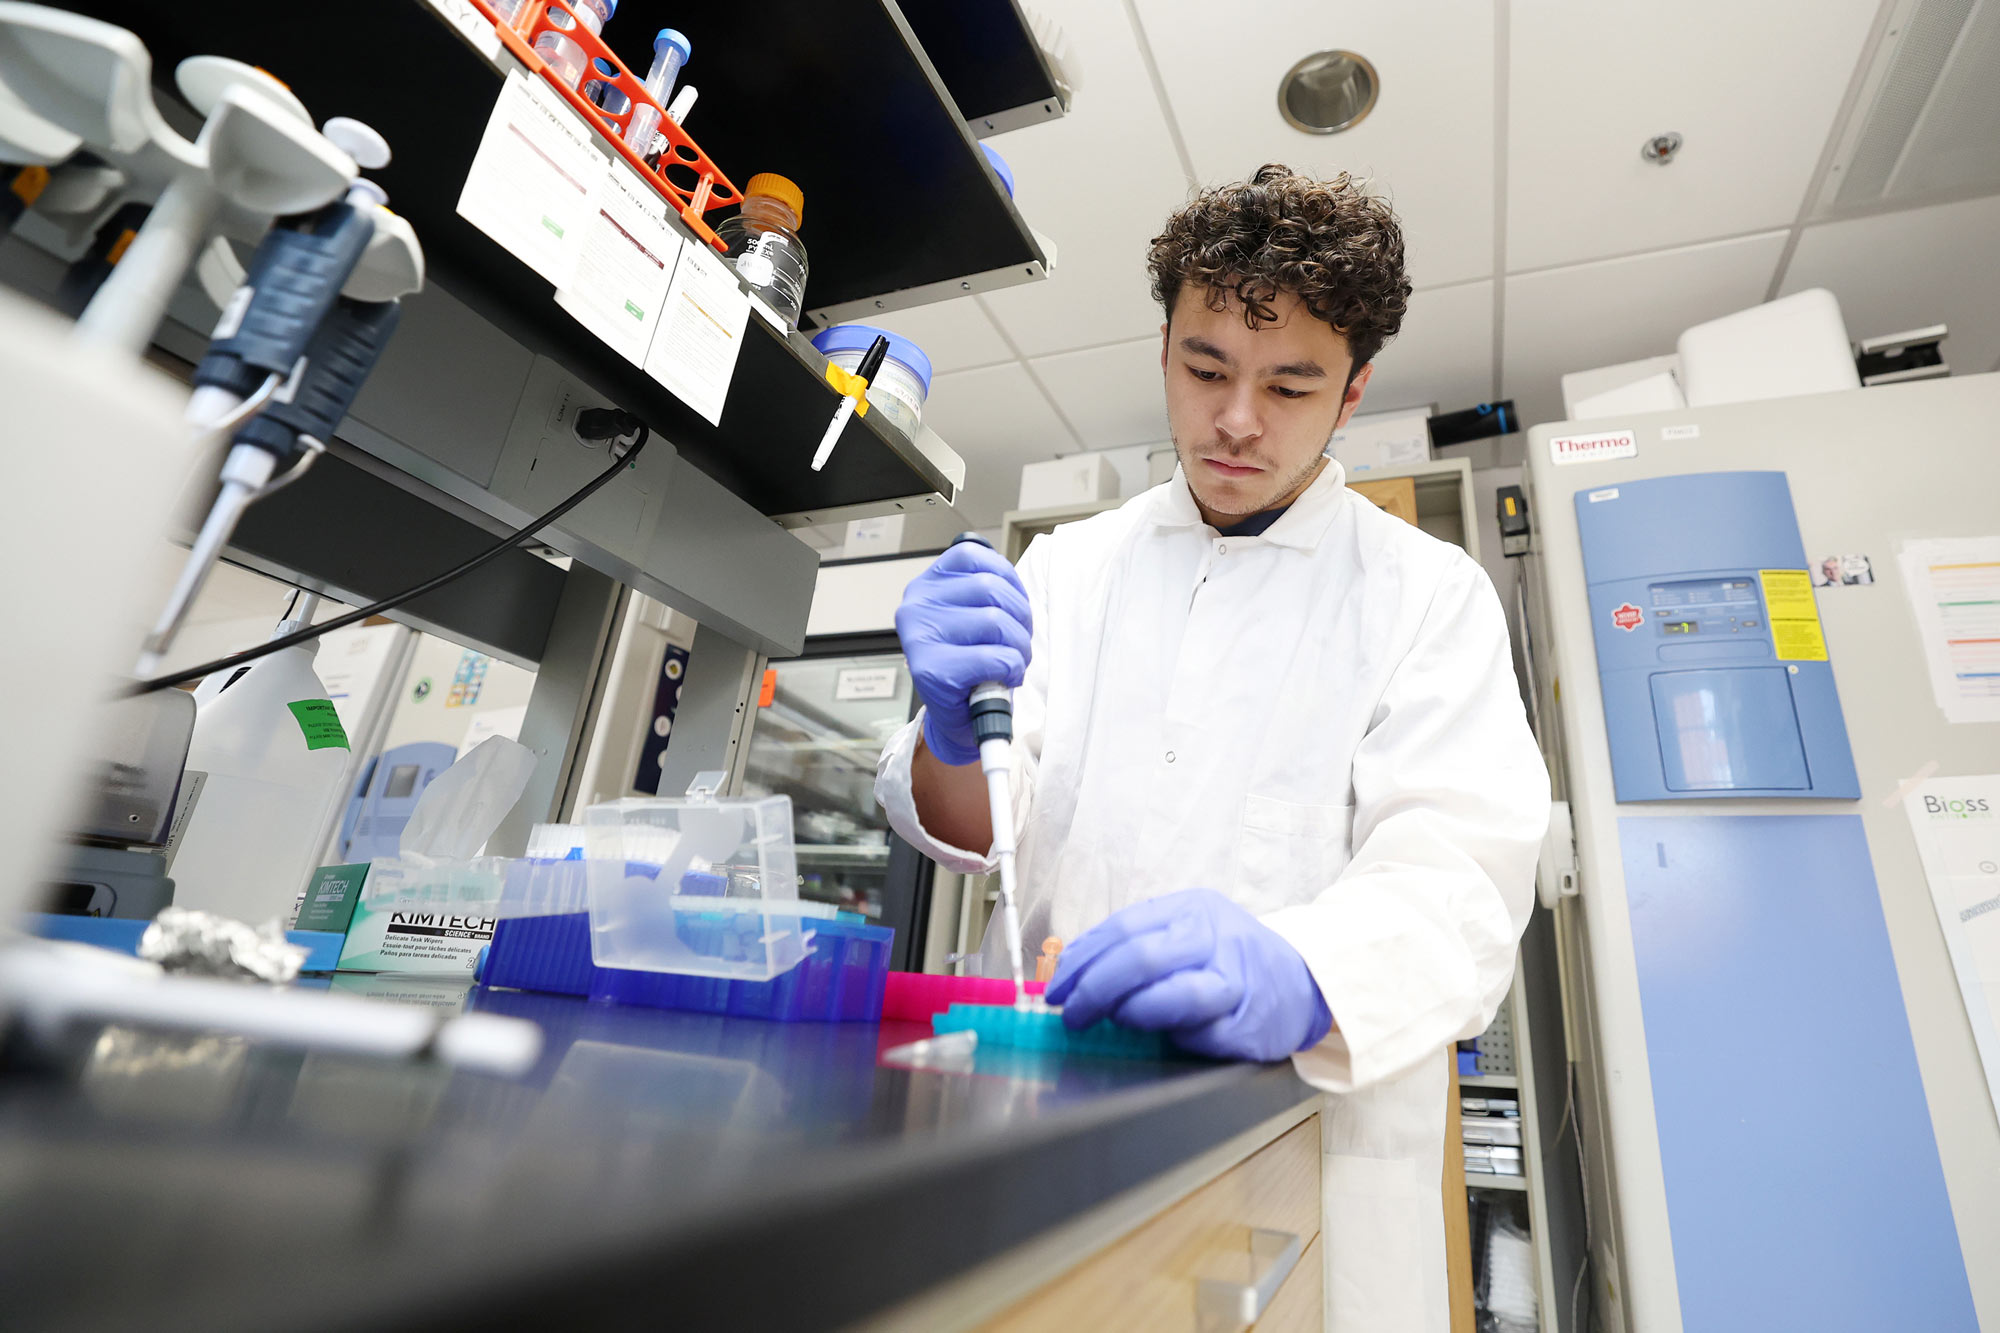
<box><xmin>877</xmin><ymin>461</ymin><xmax>1549</xmax><ymax>1332</ymax></box>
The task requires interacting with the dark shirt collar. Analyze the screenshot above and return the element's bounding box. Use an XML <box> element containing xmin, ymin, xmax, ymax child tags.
<box><xmin>1214</xmin><ymin>506</ymin><xmax>1292</xmax><ymax>538</ymax></box>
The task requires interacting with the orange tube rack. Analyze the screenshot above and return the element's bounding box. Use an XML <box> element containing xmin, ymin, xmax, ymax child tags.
<box><xmin>467</xmin><ymin>0</ymin><xmax>742</xmax><ymax>252</ymax></box>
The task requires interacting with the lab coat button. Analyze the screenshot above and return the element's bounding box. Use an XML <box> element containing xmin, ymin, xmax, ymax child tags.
<box><xmin>1166</xmin><ymin>751</ymin><xmax>1177</xmax><ymax>763</ymax></box>
<box><xmin>1217</xmin><ymin>542</ymin><xmax>1227</xmax><ymax>554</ymax></box>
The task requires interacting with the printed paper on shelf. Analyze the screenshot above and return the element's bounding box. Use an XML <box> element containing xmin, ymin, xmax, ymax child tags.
<box><xmin>1903</xmin><ymin>775</ymin><xmax>2000</xmax><ymax>1118</ymax></box>
<box><xmin>457</xmin><ymin>69</ymin><xmax>601</xmax><ymax>289</ymax></box>
<box><xmin>555</xmin><ymin>165</ymin><xmax>687</xmax><ymax>366</ymax></box>
<box><xmin>1549</xmin><ymin>429</ymin><xmax>1638</xmax><ymax>466</ymax></box>
<box><xmin>643</xmin><ymin>237</ymin><xmax>750</xmax><ymax>426</ymax></box>
<box><xmin>1898</xmin><ymin>536</ymin><xmax>2000</xmax><ymax>724</ymax></box>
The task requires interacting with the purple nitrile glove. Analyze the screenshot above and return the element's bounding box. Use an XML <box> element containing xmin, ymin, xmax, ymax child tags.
<box><xmin>1046</xmin><ymin>889</ymin><xmax>1334</xmax><ymax>1062</ymax></box>
<box><xmin>893</xmin><ymin>542</ymin><xmax>1032</xmax><ymax>767</ymax></box>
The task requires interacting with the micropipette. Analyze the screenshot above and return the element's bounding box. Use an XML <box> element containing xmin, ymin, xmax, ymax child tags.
<box><xmin>952</xmin><ymin>533</ymin><xmax>1031</xmax><ymax>1008</ymax></box>
<box><xmin>812</xmin><ymin>334</ymin><xmax>888</xmax><ymax>471</ymax></box>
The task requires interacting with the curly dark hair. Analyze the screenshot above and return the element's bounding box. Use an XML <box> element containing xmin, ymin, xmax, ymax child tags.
<box><xmin>1148</xmin><ymin>164</ymin><xmax>1412</xmax><ymax>372</ymax></box>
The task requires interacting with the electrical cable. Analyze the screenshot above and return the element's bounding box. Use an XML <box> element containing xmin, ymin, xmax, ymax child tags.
<box><xmin>1559</xmin><ymin>1059</ymin><xmax>1596</xmax><ymax>1333</ymax></box>
<box><xmin>132</xmin><ymin>416</ymin><xmax>649</xmax><ymax>695</ymax></box>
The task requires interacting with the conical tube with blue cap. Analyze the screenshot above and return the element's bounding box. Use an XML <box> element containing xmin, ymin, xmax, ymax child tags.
<box><xmin>624</xmin><ymin>28</ymin><xmax>691</xmax><ymax>152</ymax></box>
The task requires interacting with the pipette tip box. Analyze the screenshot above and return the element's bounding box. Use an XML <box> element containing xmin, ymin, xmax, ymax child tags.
<box><xmin>880</xmin><ymin>971</ymin><xmax>1044</xmax><ymax>1022</ymax></box>
<box><xmin>479</xmin><ymin>910</ymin><xmax>890</xmax><ymax>1022</ymax></box>
<box><xmin>930</xmin><ymin>1001</ymin><xmax>1171</xmax><ymax>1060</ymax></box>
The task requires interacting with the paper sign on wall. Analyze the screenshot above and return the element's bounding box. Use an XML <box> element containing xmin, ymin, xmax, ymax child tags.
<box><xmin>456</xmin><ymin>70</ymin><xmax>600</xmax><ymax>288</ymax></box>
<box><xmin>1904</xmin><ymin>775</ymin><xmax>2000</xmax><ymax>1118</ymax></box>
<box><xmin>1897</xmin><ymin>536</ymin><xmax>2000</xmax><ymax>724</ymax></box>
<box><xmin>1549</xmin><ymin>429</ymin><xmax>1638</xmax><ymax>466</ymax></box>
<box><xmin>835</xmin><ymin>666</ymin><xmax>900</xmax><ymax>701</ymax></box>
<box><xmin>642</xmin><ymin>236</ymin><xmax>751</xmax><ymax>426</ymax></box>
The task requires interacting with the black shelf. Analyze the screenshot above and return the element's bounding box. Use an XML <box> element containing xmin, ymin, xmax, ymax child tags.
<box><xmin>587</xmin><ymin>0</ymin><xmax>1048</xmax><ymax>310</ymax></box>
<box><xmin>898</xmin><ymin>0</ymin><xmax>1070</xmax><ymax>135</ymax></box>
<box><xmin>67</xmin><ymin>0</ymin><xmax>1026</xmax><ymax>517</ymax></box>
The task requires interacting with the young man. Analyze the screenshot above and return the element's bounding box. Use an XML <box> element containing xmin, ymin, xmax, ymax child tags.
<box><xmin>876</xmin><ymin>164</ymin><xmax>1550</xmax><ymax>1331</ymax></box>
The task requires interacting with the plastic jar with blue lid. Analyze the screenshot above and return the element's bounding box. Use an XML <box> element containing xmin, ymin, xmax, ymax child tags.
<box><xmin>810</xmin><ymin>324</ymin><xmax>933</xmax><ymax>437</ymax></box>
<box><xmin>980</xmin><ymin>143</ymin><xmax>1015</xmax><ymax>198</ymax></box>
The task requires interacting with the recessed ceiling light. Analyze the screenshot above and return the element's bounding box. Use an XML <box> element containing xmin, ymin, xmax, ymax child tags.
<box><xmin>1277</xmin><ymin>51</ymin><xmax>1379</xmax><ymax>135</ymax></box>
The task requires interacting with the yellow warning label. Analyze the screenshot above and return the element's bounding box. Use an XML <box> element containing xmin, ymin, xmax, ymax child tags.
<box><xmin>1759</xmin><ymin>569</ymin><xmax>1816</xmax><ymax>619</ymax></box>
<box><xmin>1770</xmin><ymin>618</ymin><xmax>1828</xmax><ymax>661</ymax></box>
<box><xmin>1760</xmin><ymin>569</ymin><xmax>1829</xmax><ymax>661</ymax></box>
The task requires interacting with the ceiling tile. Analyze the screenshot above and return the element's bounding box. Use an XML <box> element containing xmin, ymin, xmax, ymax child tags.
<box><xmin>1029</xmin><ymin>336</ymin><xmax>1167</xmax><ymax>449</ymax></box>
<box><xmin>1363</xmin><ymin>280</ymin><xmax>1495</xmax><ymax>414</ymax></box>
<box><xmin>1507</xmin><ymin>0</ymin><xmax>1879</xmax><ymax>272</ymax></box>
<box><xmin>864</xmin><ymin>297</ymin><xmax>1014</xmax><ymax>374</ymax></box>
<box><xmin>921</xmin><ymin>362</ymin><xmax>1080</xmax><ymax>527</ymax></box>
<box><xmin>1502</xmin><ymin>230</ymin><xmax>1788</xmax><ymax>428</ymax></box>
<box><xmin>974</xmin><ymin>0</ymin><xmax>1193</xmax><ymax>357</ymax></box>
<box><xmin>1779</xmin><ymin>193</ymin><xmax>2000</xmax><ymax>380</ymax></box>
<box><xmin>1133</xmin><ymin>0</ymin><xmax>1497</xmax><ymax>289</ymax></box>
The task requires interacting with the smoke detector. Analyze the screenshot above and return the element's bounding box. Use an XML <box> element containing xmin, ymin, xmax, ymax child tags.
<box><xmin>1277</xmin><ymin>51</ymin><xmax>1378</xmax><ymax>135</ymax></box>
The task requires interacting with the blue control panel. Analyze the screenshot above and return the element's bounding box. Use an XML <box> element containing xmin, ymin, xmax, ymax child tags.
<box><xmin>338</xmin><ymin>741</ymin><xmax>457</xmax><ymax>861</ymax></box>
<box><xmin>1575</xmin><ymin>471</ymin><xmax>1859</xmax><ymax>800</ymax></box>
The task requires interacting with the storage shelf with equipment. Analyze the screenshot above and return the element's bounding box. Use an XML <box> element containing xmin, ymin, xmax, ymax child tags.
<box><xmin>1451</xmin><ymin>914</ymin><xmax>1587</xmax><ymax>1333</ymax></box>
<box><xmin>1346</xmin><ymin>457</ymin><xmax>1479</xmax><ymax>557</ymax></box>
<box><xmin>1461</xmin><ymin>1073</ymin><xmax>1520</xmax><ymax>1091</ymax></box>
<box><xmin>64</xmin><ymin>0</ymin><xmax>1051</xmax><ymax>522</ymax></box>
<box><xmin>795</xmin><ymin>843</ymin><xmax>892</xmax><ymax>866</ymax></box>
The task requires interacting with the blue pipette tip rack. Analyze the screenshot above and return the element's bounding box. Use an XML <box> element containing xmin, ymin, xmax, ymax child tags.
<box><xmin>931</xmin><ymin>1002</ymin><xmax>1172</xmax><ymax>1060</ymax></box>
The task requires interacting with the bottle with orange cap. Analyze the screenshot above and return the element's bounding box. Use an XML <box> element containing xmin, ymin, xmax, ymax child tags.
<box><xmin>715</xmin><ymin>173</ymin><xmax>808</xmax><ymax>328</ymax></box>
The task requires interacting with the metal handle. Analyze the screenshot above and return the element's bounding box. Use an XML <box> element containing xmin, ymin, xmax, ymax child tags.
<box><xmin>1196</xmin><ymin>1227</ymin><xmax>1305</xmax><ymax>1332</ymax></box>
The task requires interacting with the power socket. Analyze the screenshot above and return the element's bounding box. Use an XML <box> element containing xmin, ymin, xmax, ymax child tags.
<box><xmin>490</xmin><ymin>356</ymin><xmax>672</xmax><ymax>551</ymax></box>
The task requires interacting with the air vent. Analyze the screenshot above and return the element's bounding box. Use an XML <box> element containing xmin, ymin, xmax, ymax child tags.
<box><xmin>1818</xmin><ymin>0</ymin><xmax>2000</xmax><ymax>216</ymax></box>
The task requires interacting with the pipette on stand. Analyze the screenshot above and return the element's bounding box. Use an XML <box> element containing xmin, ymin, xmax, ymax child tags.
<box><xmin>812</xmin><ymin>334</ymin><xmax>888</xmax><ymax>471</ymax></box>
<box><xmin>952</xmin><ymin>533</ymin><xmax>1031</xmax><ymax>1009</ymax></box>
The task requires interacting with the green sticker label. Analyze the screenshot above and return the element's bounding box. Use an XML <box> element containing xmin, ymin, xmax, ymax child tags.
<box><xmin>624</xmin><ymin>300</ymin><xmax>645</xmax><ymax>320</ymax></box>
<box><xmin>286</xmin><ymin>699</ymin><xmax>351</xmax><ymax>751</ymax></box>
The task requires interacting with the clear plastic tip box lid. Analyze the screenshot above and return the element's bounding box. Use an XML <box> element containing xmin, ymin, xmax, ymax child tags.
<box><xmin>582</xmin><ymin>781</ymin><xmax>805</xmax><ymax>981</ymax></box>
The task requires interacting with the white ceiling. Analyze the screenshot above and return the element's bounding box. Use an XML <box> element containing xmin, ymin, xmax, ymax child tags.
<box><xmin>860</xmin><ymin>0</ymin><xmax>1998</xmax><ymax>531</ymax></box>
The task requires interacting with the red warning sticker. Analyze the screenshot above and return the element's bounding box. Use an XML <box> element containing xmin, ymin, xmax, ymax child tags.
<box><xmin>1612</xmin><ymin>602</ymin><xmax>1644</xmax><ymax>632</ymax></box>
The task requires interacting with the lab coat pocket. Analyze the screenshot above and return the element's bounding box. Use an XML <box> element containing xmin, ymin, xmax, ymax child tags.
<box><xmin>1237</xmin><ymin>795</ymin><xmax>1354</xmax><ymax>907</ymax></box>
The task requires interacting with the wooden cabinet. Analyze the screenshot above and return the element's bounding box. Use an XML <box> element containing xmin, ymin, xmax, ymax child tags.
<box><xmin>968</xmin><ymin>1113</ymin><xmax>1322</xmax><ymax>1332</ymax></box>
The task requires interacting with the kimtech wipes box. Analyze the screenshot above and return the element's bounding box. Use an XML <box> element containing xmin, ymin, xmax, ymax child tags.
<box><xmin>335</xmin><ymin>853</ymin><xmax>506</xmax><ymax>975</ymax></box>
<box><xmin>338</xmin><ymin>893</ymin><xmax>497</xmax><ymax>975</ymax></box>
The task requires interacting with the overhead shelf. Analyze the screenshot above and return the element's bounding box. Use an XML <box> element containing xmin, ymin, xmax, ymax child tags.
<box><xmin>576</xmin><ymin>0</ymin><xmax>1056</xmax><ymax>325</ymax></box>
<box><xmin>897</xmin><ymin>0</ymin><xmax>1072</xmax><ymax>136</ymax></box>
<box><xmin>68</xmin><ymin>0</ymin><xmax>1045</xmax><ymax>519</ymax></box>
